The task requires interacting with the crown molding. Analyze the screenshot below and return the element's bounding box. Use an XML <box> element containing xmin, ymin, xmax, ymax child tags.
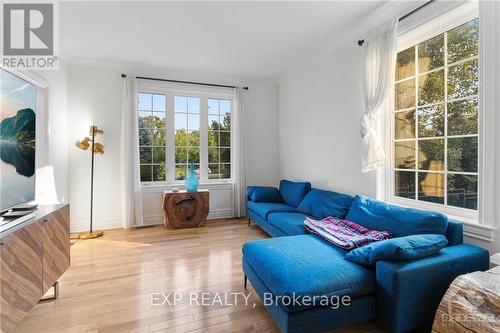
<box><xmin>57</xmin><ymin>46</ymin><xmax>71</xmax><ymax>63</ymax></box>
<box><xmin>65</xmin><ymin>56</ymin><xmax>278</xmax><ymax>88</ymax></box>
<box><xmin>277</xmin><ymin>0</ymin><xmax>428</xmax><ymax>85</ymax></box>
<box><xmin>61</xmin><ymin>2</ymin><xmax>426</xmax><ymax>88</ymax></box>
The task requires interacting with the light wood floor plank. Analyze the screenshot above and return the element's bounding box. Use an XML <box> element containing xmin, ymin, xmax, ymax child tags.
<box><xmin>12</xmin><ymin>218</ymin><xmax>387</xmax><ymax>333</ymax></box>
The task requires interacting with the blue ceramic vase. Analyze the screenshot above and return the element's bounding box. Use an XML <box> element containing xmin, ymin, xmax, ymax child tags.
<box><xmin>185</xmin><ymin>162</ymin><xmax>199</xmax><ymax>192</ymax></box>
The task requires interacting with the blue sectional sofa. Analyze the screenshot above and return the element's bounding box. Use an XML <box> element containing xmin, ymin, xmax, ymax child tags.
<box><xmin>243</xmin><ymin>180</ymin><xmax>489</xmax><ymax>333</ymax></box>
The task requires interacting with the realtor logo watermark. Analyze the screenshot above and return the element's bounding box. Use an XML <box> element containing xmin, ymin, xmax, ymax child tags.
<box><xmin>440</xmin><ymin>290</ymin><xmax>498</xmax><ymax>330</ymax></box>
<box><xmin>2</xmin><ymin>1</ymin><xmax>59</xmax><ymax>69</ymax></box>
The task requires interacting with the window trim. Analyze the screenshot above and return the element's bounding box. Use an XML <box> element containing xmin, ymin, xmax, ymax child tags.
<box><xmin>385</xmin><ymin>3</ymin><xmax>483</xmax><ymax>223</ymax></box>
<box><xmin>206</xmin><ymin>97</ymin><xmax>233</xmax><ymax>182</ymax></box>
<box><xmin>137</xmin><ymin>79</ymin><xmax>234</xmax><ymax>186</ymax></box>
<box><xmin>396</xmin><ymin>2</ymin><xmax>478</xmax><ymax>53</ymax></box>
<box><xmin>476</xmin><ymin>1</ymin><xmax>497</xmax><ymax>231</ymax></box>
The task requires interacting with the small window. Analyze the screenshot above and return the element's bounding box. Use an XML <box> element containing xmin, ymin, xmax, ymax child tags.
<box><xmin>174</xmin><ymin>96</ymin><xmax>200</xmax><ymax>180</ymax></box>
<box><xmin>208</xmin><ymin>98</ymin><xmax>231</xmax><ymax>180</ymax></box>
<box><xmin>392</xmin><ymin>18</ymin><xmax>479</xmax><ymax>211</ymax></box>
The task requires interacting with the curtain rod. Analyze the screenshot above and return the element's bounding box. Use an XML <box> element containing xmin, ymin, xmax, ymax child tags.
<box><xmin>120</xmin><ymin>74</ymin><xmax>248</xmax><ymax>90</ymax></box>
<box><xmin>357</xmin><ymin>0</ymin><xmax>435</xmax><ymax>46</ymax></box>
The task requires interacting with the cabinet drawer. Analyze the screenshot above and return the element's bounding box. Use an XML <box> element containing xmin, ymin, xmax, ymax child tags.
<box><xmin>42</xmin><ymin>206</ymin><xmax>70</xmax><ymax>293</ymax></box>
<box><xmin>0</xmin><ymin>222</ymin><xmax>43</xmax><ymax>332</ymax></box>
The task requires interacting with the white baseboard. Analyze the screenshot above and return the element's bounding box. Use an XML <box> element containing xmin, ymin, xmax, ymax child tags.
<box><xmin>71</xmin><ymin>208</ymin><xmax>235</xmax><ymax>231</ymax></box>
<box><xmin>142</xmin><ymin>208</ymin><xmax>234</xmax><ymax>227</ymax></box>
<box><xmin>208</xmin><ymin>208</ymin><xmax>234</xmax><ymax>219</ymax></box>
<box><xmin>143</xmin><ymin>215</ymin><xmax>162</xmax><ymax>226</ymax></box>
<box><xmin>70</xmin><ymin>218</ymin><xmax>123</xmax><ymax>233</ymax></box>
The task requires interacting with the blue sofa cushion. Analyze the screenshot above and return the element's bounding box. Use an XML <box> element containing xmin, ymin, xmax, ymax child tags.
<box><xmin>250</xmin><ymin>187</ymin><xmax>282</xmax><ymax>203</ymax></box>
<box><xmin>247</xmin><ymin>201</ymin><xmax>296</xmax><ymax>220</ymax></box>
<box><xmin>242</xmin><ymin>235</ymin><xmax>375</xmax><ymax>312</ymax></box>
<box><xmin>297</xmin><ymin>189</ymin><xmax>354</xmax><ymax>219</ymax></box>
<box><xmin>247</xmin><ymin>186</ymin><xmax>278</xmax><ymax>200</ymax></box>
<box><xmin>345</xmin><ymin>234</ymin><xmax>448</xmax><ymax>266</ymax></box>
<box><xmin>279</xmin><ymin>180</ymin><xmax>311</xmax><ymax>207</ymax></box>
<box><xmin>345</xmin><ymin>195</ymin><xmax>448</xmax><ymax>238</ymax></box>
<box><xmin>268</xmin><ymin>212</ymin><xmax>308</xmax><ymax>236</ymax></box>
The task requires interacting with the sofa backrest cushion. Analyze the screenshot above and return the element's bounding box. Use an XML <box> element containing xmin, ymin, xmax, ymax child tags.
<box><xmin>250</xmin><ymin>187</ymin><xmax>282</xmax><ymax>203</ymax></box>
<box><xmin>279</xmin><ymin>180</ymin><xmax>311</xmax><ymax>207</ymax></box>
<box><xmin>345</xmin><ymin>195</ymin><xmax>448</xmax><ymax>238</ymax></box>
<box><xmin>298</xmin><ymin>189</ymin><xmax>354</xmax><ymax>219</ymax></box>
<box><xmin>445</xmin><ymin>220</ymin><xmax>463</xmax><ymax>245</ymax></box>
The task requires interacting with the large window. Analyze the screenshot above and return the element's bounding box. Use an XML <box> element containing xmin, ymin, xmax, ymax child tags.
<box><xmin>137</xmin><ymin>85</ymin><xmax>232</xmax><ymax>184</ymax></box>
<box><xmin>392</xmin><ymin>18</ymin><xmax>479</xmax><ymax>211</ymax></box>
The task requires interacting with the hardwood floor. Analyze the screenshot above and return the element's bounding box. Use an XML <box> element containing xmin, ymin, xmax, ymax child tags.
<box><xmin>12</xmin><ymin>218</ymin><xmax>387</xmax><ymax>333</ymax></box>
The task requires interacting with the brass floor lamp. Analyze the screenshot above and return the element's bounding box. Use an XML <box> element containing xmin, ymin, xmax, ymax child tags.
<box><xmin>75</xmin><ymin>125</ymin><xmax>104</xmax><ymax>239</ymax></box>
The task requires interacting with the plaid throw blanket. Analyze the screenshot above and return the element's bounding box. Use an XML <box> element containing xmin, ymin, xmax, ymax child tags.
<box><xmin>304</xmin><ymin>216</ymin><xmax>390</xmax><ymax>250</ymax></box>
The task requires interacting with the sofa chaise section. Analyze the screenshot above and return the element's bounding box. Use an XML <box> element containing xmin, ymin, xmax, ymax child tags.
<box><xmin>242</xmin><ymin>235</ymin><xmax>377</xmax><ymax>333</ymax></box>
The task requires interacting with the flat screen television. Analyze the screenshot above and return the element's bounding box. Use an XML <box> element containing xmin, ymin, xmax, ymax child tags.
<box><xmin>0</xmin><ymin>69</ymin><xmax>36</xmax><ymax>212</ymax></box>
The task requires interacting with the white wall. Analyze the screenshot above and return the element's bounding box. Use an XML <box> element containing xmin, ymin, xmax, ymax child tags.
<box><xmin>65</xmin><ymin>63</ymin><xmax>279</xmax><ymax>231</ymax></box>
<box><xmin>277</xmin><ymin>4</ymin><xmax>500</xmax><ymax>255</ymax></box>
<box><xmin>278</xmin><ymin>41</ymin><xmax>376</xmax><ymax>198</ymax></box>
<box><xmin>67</xmin><ymin>64</ymin><xmax>124</xmax><ymax>231</ymax></box>
<box><xmin>245</xmin><ymin>83</ymin><xmax>279</xmax><ymax>186</ymax></box>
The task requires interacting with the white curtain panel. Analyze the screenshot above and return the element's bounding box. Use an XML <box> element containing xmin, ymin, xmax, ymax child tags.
<box><xmin>233</xmin><ymin>88</ymin><xmax>247</xmax><ymax>217</ymax></box>
<box><xmin>361</xmin><ymin>18</ymin><xmax>399</xmax><ymax>173</ymax></box>
<box><xmin>120</xmin><ymin>77</ymin><xmax>144</xmax><ymax>227</ymax></box>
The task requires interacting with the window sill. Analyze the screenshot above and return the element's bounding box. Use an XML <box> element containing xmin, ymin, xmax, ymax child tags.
<box><xmin>387</xmin><ymin>196</ymin><xmax>478</xmax><ymax>220</ymax></box>
<box><xmin>438</xmin><ymin>212</ymin><xmax>495</xmax><ymax>242</ymax></box>
<box><xmin>385</xmin><ymin>196</ymin><xmax>495</xmax><ymax>242</ymax></box>
<box><xmin>461</xmin><ymin>221</ymin><xmax>495</xmax><ymax>243</ymax></box>
<box><xmin>140</xmin><ymin>182</ymin><xmax>234</xmax><ymax>194</ymax></box>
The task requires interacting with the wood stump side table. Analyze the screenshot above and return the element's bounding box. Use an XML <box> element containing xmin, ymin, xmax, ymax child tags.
<box><xmin>162</xmin><ymin>190</ymin><xmax>209</xmax><ymax>229</ymax></box>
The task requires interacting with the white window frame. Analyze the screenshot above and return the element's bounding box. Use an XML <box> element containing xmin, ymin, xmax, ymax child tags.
<box><xmin>206</xmin><ymin>97</ymin><xmax>233</xmax><ymax>182</ymax></box>
<box><xmin>385</xmin><ymin>2</ymin><xmax>486</xmax><ymax>225</ymax></box>
<box><xmin>137</xmin><ymin>79</ymin><xmax>234</xmax><ymax>186</ymax></box>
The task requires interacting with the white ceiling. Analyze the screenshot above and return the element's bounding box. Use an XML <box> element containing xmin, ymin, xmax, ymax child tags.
<box><xmin>61</xmin><ymin>1</ymin><xmax>385</xmax><ymax>80</ymax></box>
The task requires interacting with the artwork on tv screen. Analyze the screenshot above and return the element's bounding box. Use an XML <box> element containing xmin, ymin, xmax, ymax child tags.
<box><xmin>0</xmin><ymin>69</ymin><xmax>36</xmax><ymax>211</ymax></box>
